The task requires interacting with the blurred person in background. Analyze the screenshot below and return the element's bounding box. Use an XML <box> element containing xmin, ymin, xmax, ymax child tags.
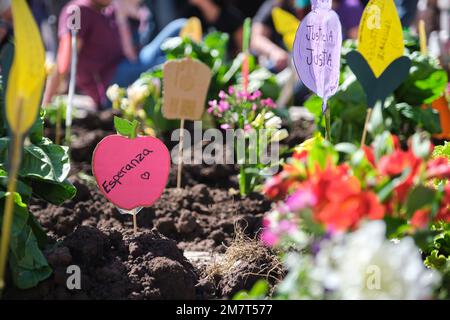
<box><xmin>176</xmin><ymin>0</ymin><xmax>261</xmax><ymax>53</ymax></box>
<box><xmin>43</xmin><ymin>0</ymin><xmax>186</xmax><ymax>109</ymax></box>
<box><xmin>0</xmin><ymin>0</ymin><xmax>11</xmax><ymax>50</ymax></box>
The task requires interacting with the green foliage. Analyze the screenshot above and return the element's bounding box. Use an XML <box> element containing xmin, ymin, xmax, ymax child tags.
<box><xmin>304</xmin><ymin>39</ymin><xmax>445</xmax><ymax>145</ymax></box>
<box><xmin>114</xmin><ymin>116</ymin><xmax>138</xmax><ymax>139</ymax></box>
<box><xmin>0</xmin><ymin>71</ymin><xmax>75</xmax><ymax>289</ymax></box>
<box><xmin>396</xmin><ymin>51</ymin><xmax>448</xmax><ymax>105</ymax></box>
<box><xmin>233</xmin><ymin>279</ymin><xmax>269</xmax><ymax>300</ymax></box>
<box><xmin>0</xmin><ymin>192</ymin><xmax>52</xmax><ymax>289</ymax></box>
<box><xmin>433</xmin><ymin>142</ymin><xmax>450</xmax><ymax>160</ymax></box>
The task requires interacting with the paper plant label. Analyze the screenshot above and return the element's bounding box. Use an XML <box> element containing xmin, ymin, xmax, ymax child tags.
<box><xmin>92</xmin><ymin>135</ymin><xmax>170</xmax><ymax>211</ymax></box>
<box><xmin>272</xmin><ymin>7</ymin><xmax>300</xmax><ymax>52</ymax></box>
<box><xmin>293</xmin><ymin>0</ymin><xmax>342</xmax><ymax>111</ymax></box>
<box><xmin>180</xmin><ymin>17</ymin><xmax>203</xmax><ymax>43</ymax></box>
<box><xmin>358</xmin><ymin>0</ymin><xmax>404</xmax><ymax>77</ymax></box>
<box><xmin>162</xmin><ymin>58</ymin><xmax>212</xmax><ymax>120</ymax></box>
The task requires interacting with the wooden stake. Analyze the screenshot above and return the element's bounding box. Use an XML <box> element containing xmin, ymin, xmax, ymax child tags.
<box><xmin>65</xmin><ymin>29</ymin><xmax>78</xmax><ymax>145</ymax></box>
<box><xmin>419</xmin><ymin>19</ymin><xmax>428</xmax><ymax>56</ymax></box>
<box><xmin>177</xmin><ymin>119</ymin><xmax>185</xmax><ymax>189</ymax></box>
<box><xmin>324</xmin><ymin>100</ymin><xmax>331</xmax><ymax>142</ymax></box>
<box><xmin>361</xmin><ymin>108</ymin><xmax>373</xmax><ymax>146</ymax></box>
<box><xmin>132</xmin><ymin>209</ymin><xmax>138</xmax><ymax>234</ymax></box>
<box><xmin>55</xmin><ymin>102</ymin><xmax>62</xmax><ymax>145</ymax></box>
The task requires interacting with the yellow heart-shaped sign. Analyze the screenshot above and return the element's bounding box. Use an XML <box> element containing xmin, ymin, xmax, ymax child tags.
<box><xmin>6</xmin><ymin>0</ymin><xmax>46</xmax><ymax>135</ymax></box>
<box><xmin>272</xmin><ymin>7</ymin><xmax>300</xmax><ymax>52</ymax></box>
<box><xmin>357</xmin><ymin>0</ymin><xmax>404</xmax><ymax>78</ymax></box>
<box><xmin>180</xmin><ymin>17</ymin><xmax>203</xmax><ymax>43</ymax></box>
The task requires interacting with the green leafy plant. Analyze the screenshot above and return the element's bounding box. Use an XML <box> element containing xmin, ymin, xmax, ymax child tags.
<box><xmin>107</xmin><ymin>32</ymin><xmax>281</xmax><ymax>137</ymax></box>
<box><xmin>208</xmin><ymin>88</ymin><xmax>287</xmax><ymax>196</ymax></box>
<box><xmin>0</xmin><ymin>77</ymin><xmax>76</xmax><ymax>289</ymax></box>
<box><xmin>304</xmin><ymin>39</ymin><xmax>446</xmax><ymax>144</ymax></box>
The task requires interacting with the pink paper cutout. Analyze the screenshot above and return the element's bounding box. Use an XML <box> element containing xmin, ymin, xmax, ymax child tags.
<box><xmin>293</xmin><ymin>0</ymin><xmax>342</xmax><ymax>112</ymax></box>
<box><xmin>92</xmin><ymin>135</ymin><xmax>171</xmax><ymax>211</ymax></box>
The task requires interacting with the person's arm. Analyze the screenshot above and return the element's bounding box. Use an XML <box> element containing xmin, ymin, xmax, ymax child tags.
<box><xmin>251</xmin><ymin>22</ymin><xmax>289</xmax><ymax>71</ymax></box>
<box><xmin>42</xmin><ymin>34</ymin><xmax>82</xmax><ymax>105</ymax></box>
<box><xmin>114</xmin><ymin>0</ymin><xmax>137</xmax><ymax>62</ymax></box>
<box><xmin>189</xmin><ymin>0</ymin><xmax>220</xmax><ymax>23</ymax></box>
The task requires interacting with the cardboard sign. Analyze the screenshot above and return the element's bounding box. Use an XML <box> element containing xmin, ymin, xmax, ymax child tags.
<box><xmin>162</xmin><ymin>58</ymin><xmax>212</xmax><ymax>120</ymax></box>
<box><xmin>347</xmin><ymin>51</ymin><xmax>411</xmax><ymax>107</ymax></box>
<box><xmin>6</xmin><ymin>0</ymin><xmax>46</xmax><ymax>135</ymax></box>
<box><xmin>180</xmin><ymin>17</ymin><xmax>203</xmax><ymax>43</ymax></box>
<box><xmin>358</xmin><ymin>0</ymin><xmax>404</xmax><ymax>78</ymax></box>
<box><xmin>293</xmin><ymin>0</ymin><xmax>342</xmax><ymax>112</ymax></box>
<box><xmin>92</xmin><ymin>135</ymin><xmax>171</xmax><ymax>211</ymax></box>
<box><xmin>272</xmin><ymin>7</ymin><xmax>300</xmax><ymax>52</ymax></box>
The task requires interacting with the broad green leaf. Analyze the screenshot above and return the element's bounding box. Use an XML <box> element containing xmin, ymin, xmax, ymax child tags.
<box><xmin>406</xmin><ymin>185</ymin><xmax>437</xmax><ymax>218</ymax></box>
<box><xmin>0</xmin><ymin>192</ymin><xmax>51</xmax><ymax>289</ymax></box>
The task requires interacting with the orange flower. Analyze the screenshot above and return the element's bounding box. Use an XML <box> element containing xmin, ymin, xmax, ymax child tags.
<box><xmin>308</xmin><ymin>163</ymin><xmax>385</xmax><ymax>231</ymax></box>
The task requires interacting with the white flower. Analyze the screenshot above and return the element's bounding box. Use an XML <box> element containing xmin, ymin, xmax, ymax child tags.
<box><xmin>312</xmin><ymin>221</ymin><xmax>441</xmax><ymax>300</ymax></box>
<box><xmin>127</xmin><ymin>84</ymin><xmax>150</xmax><ymax>106</ymax></box>
<box><xmin>265</xmin><ymin>115</ymin><xmax>282</xmax><ymax>129</ymax></box>
<box><xmin>271</xmin><ymin>129</ymin><xmax>288</xmax><ymax>142</ymax></box>
<box><xmin>106</xmin><ymin>84</ymin><xmax>122</xmax><ymax>103</ymax></box>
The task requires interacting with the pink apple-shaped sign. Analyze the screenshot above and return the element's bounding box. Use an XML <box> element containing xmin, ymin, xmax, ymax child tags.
<box><xmin>92</xmin><ymin>135</ymin><xmax>171</xmax><ymax>211</ymax></box>
<box><xmin>293</xmin><ymin>0</ymin><xmax>342</xmax><ymax>112</ymax></box>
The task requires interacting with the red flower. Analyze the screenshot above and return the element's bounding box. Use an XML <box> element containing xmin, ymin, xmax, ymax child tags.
<box><xmin>436</xmin><ymin>207</ymin><xmax>450</xmax><ymax>224</ymax></box>
<box><xmin>293</xmin><ymin>150</ymin><xmax>308</xmax><ymax>161</ymax></box>
<box><xmin>308</xmin><ymin>164</ymin><xmax>385</xmax><ymax>231</ymax></box>
<box><xmin>426</xmin><ymin>157</ymin><xmax>450</xmax><ymax>180</ymax></box>
<box><xmin>411</xmin><ymin>209</ymin><xmax>431</xmax><ymax>229</ymax></box>
<box><xmin>378</xmin><ymin>150</ymin><xmax>422</xmax><ymax>201</ymax></box>
<box><xmin>263</xmin><ymin>174</ymin><xmax>287</xmax><ymax>200</ymax></box>
<box><xmin>362</xmin><ymin>145</ymin><xmax>376</xmax><ymax>167</ymax></box>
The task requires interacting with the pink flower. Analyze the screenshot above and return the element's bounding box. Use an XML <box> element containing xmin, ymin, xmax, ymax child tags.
<box><xmin>261</xmin><ymin>217</ymin><xmax>297</xmax><ymax>247</ymax></box>
<box><xmin>244</xmin><ymin>124</ymin><xmax>252</xmax><ymax>132</ymax></box>
<box><xmin>261</xmin><ymin>229</ymin><xmax>279</xmax><ymax>246</ymax></box>
<box><xmin>207</xmin><ymin>107</ymin><xmax>214</xmax><ymax>114</ymax></box>
<box><xmin>237</xmin><ymin>90</ymin><xmax>250</xmax><ymax>100</ymax></box>
<box><xmin>426</xmin><ymin>157</ymin><xmax>450</xmax><ymax>180</ymax></box>
<box><xmin>252</xmin><ymin>103</ymin><xmax>258</xmax><ymax>111</ymax></box>
<box><xmin>218</xmin><ymin>100</ymin><xmax>230</xmax><ymax>112</ymax></box>
<box><xmin>250</xmin><ymin>90</ymin><xmax>262</xmax><ymax>100</ymax></box>
<box><xmin>228</xmin><ymin>86</ymin><xmax>234</xmax><ymax>95</ymax></box>
<box><xmin>261</xmin><ymin>98</ymin><xmax>276</xmax><ymax>108</ymax></box>
<box><xmin>208</xmin><ymin>100</ymin><xmax>217</xmax><ymax>107</ymax></box>
<box><xmin>220</xmin><ymin>124</ymin><xmax>231</xmax><ymax>130</ymax></box>
<box><xmin>219</xmin><ymin>90</ymin><xmax>227</xmax><ymax>99</ymax></box>
<box><xmin>285</xmin><ymin>188</ymin><xmax>317</xmax><ymax>212</ymax></box>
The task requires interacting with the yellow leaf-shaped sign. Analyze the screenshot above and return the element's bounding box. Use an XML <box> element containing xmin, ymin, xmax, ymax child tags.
<box><xmin>357</xmin><ymin>0</ymin><xmax>404</xmax><ymax>78</ymax></box>
<box><xmin>272</xmin><ymin>7</ymin><xmax>300</xmax><ymax>52</ymax></box>
<box><xmin>6</xmin><ymin>0</ymin><xmax>46</xmax><ymax>135</ymax></box>
<box><xmin>180</xmin><ymin>17</ymin><xmax>203</xmax><ymax>43</ymax></box>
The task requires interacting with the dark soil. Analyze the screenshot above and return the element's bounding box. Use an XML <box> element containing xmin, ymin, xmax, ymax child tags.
<box><xmin>6</xmin><ymin>109</ymin><xmax>312</xmax><ymax>300</ymax></box>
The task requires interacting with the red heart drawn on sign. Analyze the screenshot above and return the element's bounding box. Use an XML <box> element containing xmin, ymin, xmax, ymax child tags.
<box><xmin>92</xmin><ymin>135</ymin><xmax>171</xmax><ymax>210</ymax></box>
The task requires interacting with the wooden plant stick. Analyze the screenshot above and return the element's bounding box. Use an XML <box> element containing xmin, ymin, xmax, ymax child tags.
<box><xmin>419</xmin><ymin>19</ymin><xmax>428</xmax><ymax>56</ymax></box>
<box><xmin>324</xmin><ymin>100</ymin><xmax>331</xmax><ymax>142</ymax></box>
<box><xmin>177</xmin><ymin>119</ymin><xmax>185</xmax><ymax>189</ymax></box>
<box><xmin>55</xmin><ymin>102</ymin><xmax>62</xmax><ymax>145</ymax></box>
<box><xmin>361</xmin><ymin>108</ymin><xmax>373</xmax><ymax>146</ymax></box>
<box><xmin>65</xmin><ymin>29</ymin><xmax>78</xmax><ymax>145</ymax></box>
<box><xmin>132</xmin><ymin>208</ymin><xmax>138</xmax><ymax>234</ymax></box>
